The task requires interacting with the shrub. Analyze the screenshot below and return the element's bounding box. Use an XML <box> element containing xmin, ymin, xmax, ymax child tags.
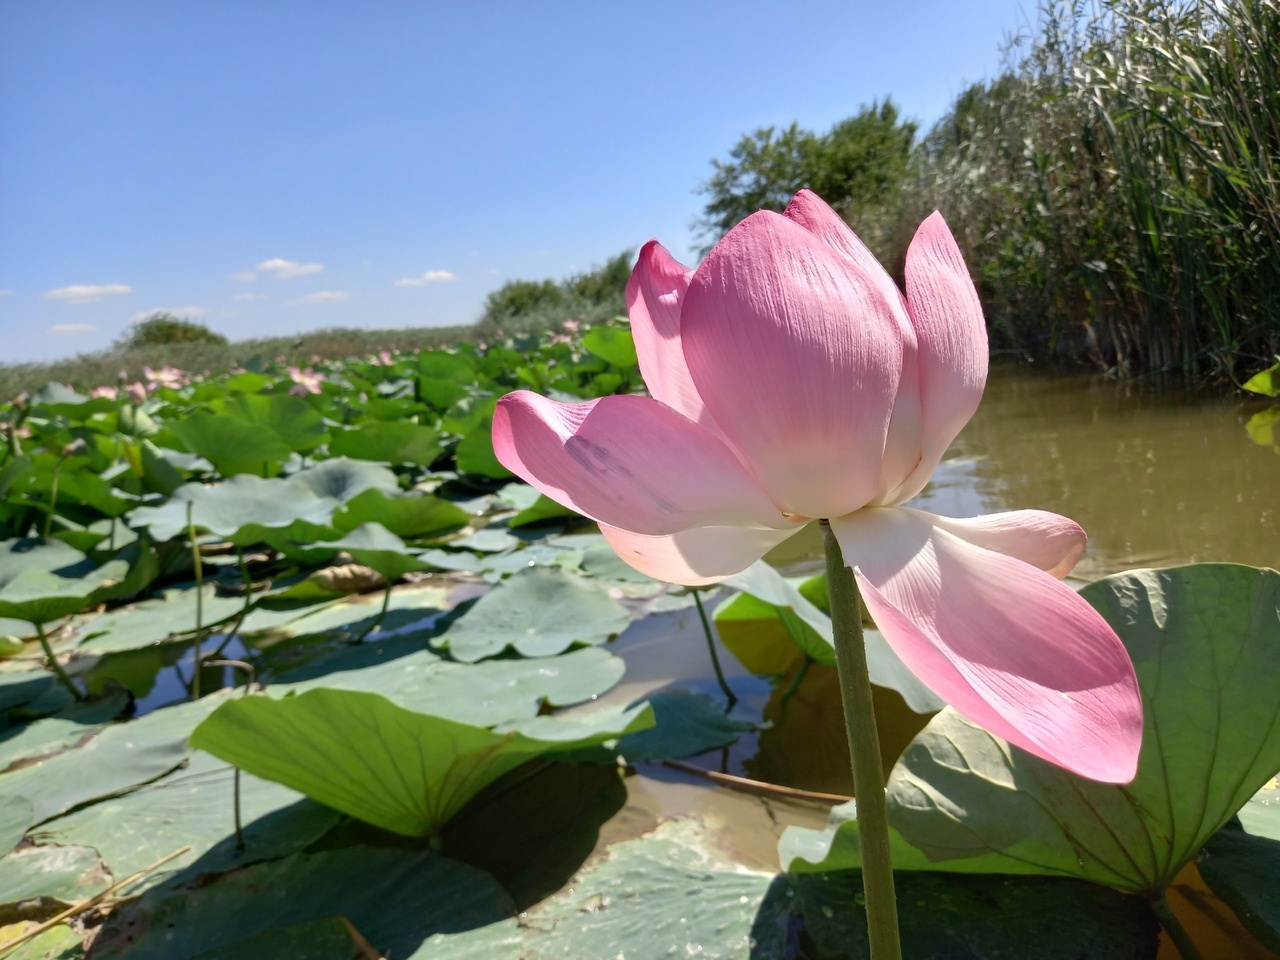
<box><xmin>116</xmin><ymin>313</ymin><xmax>228</xmax><ymax>349</ymax></box>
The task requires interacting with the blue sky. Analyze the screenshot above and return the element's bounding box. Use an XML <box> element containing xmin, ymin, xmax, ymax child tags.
<box><xmin>0</xmin><ymin>1</ymin><xmax>1030</xmax><ymax>364</ymax></box>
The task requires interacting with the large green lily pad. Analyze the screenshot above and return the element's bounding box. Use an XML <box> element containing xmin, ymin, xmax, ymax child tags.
<box><xmin>129</xmin><ymin>475</ymin><xmax>338</xmax><ymax>544</ymax></box>
<box><xmin>330</xmin><ymin>488</ymin><xmax>470</xmax><ymax>540</ymax></box>
<box><xmin>189</xmin><ymin>687</ymin><xmax>652</xmax><ymax>837</ymax></box>
<box><xmin>781</xmin><ymin>564</ymin><xmax>1280</xmax><ymax>898</ymax></box>
<box><xmin>0</xmin><ymin>560</ymin><xmax>130</xmax><ymax>625</ymax></box>
<box><xmin>92</xmin><ymin>844</ymin><xmax>515</xmax><ymax>960</ymax></box>
<box><xmin>328</xmin><ymin>420</ymin><xmax>442</xmax><ymax>466</ymax></box>
<box><xmin>442</xmin><ymin>565</ymin><xmax>630</xmax><ymax>663</ymax></box>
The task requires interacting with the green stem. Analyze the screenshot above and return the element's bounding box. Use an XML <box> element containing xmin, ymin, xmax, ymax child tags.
<box><xmin>355</xmin><ymin>582</ymin><xmax>394</xmax><ymax>643</ymax></box>
<box><xmin>1151</xmin><ymin>894</ymin><xmax>1202</xmax><ymax>960</ymax></box>
<box><xmin>780</xmin><ymin>656</ymin><xmax>813</xmax><ymax>711</ymax></box>
<box><xmin>43</xmin><ymin>458</ymin><xmax>62</xmax><ymax>541</ymax></box>
<box><xmin>35</xmin><ymin>622</ymin><xmax>82</xmax><ymax>701</ymax></box>
<box><xmin>187</xmin><ymin>502</ymin><xmax>203</xmax><ymax>699</ymax></box>
<box><xmin>692</xmin><ymin>589</ymin><xmax>736</xmax><ymax>709</ymax></box>
<box><xmin>821</xmin><ymin>520</ymin><xmax>901</xmax><ymax>960</ymax></box>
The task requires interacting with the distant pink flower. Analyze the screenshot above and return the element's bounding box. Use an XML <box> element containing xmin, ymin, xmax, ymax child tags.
<box><xmin>561</xmin><ymin>319</ymin><xmax>581</xmax><ymax>334</ymax></box>
<box><xmin>492</xmin><ymin>190</ymin><xmax>1142</xmax><ymax>783</ymax></box>
<box><xmin>125</xmin><ymin>382</ymin><xmax>147</xmax><ymax>405</ymax></box>
<box><xmin>89</xmin><ymin>385</ymin><xmax>119</xmax><ymax>400</ymax></box>
<box><xmin>286</xmin><ymin>366</ymin><xmax>325</xmax><ymax>396</ymax></box>
<box><xmin>143</xmin><ymin>365</ymin><xmax>185</xmax><ymax>391</ymax></box>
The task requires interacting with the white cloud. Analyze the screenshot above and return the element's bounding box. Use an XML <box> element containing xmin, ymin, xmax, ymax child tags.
<box><xmin>395</xmin><ymin>269</ymin><xmax>457</xmax><ymax>287</ymax></box>
<box><xmin>228</xmin><ymin>270</ymin><xmax>257</xmax><ymax>282</ymax></box>
<box><xmin>0</xmin><ymin>289</ymin><xmax>13</xmax><ymax>297</ymax></box>
<box><xmin>232</xmin><ymin>293</ymin><xmax>266</xmax><ymax>302</ymax></box>
<box><xmin>49</xmin><ymin>323</ymin><xmax>97</xmax><ymax>336</ymax></box>
<box><xmin>486</xmin><ymin>267</ymin><xmax>501</xmax><ymax>276</ymax></box>
<box><xmin>43</xmin><ymin>283</ymin><xmax>132</xmax><ymax>304</ymax></box>
<box><xmin>257</xmin><ymin>258</ymin><xmax>324</xmax><ymax>279</ymax></box>
<box><xmin>288</xmin><ymin>290</ymin><xmax>351</xmax><ymax>305</ymax></box>
<box><xmin>128</xmin><ymin>306</ymin><xmax>206</xmax><ymax>323</ymax></box>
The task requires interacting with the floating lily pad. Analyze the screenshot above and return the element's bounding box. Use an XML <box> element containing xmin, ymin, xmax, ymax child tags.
<box><xmin>781</xmin><ymin>564</ymin><xmax>1280</xmax><ymax>898</ymax></box>
<box><xmin>613</xmin><ymin>691</ymin><xmax>755</xmax><ymax>763</ymax></box>
<box><xmin>331</xmin><ymin>488</ymin><xmax>469</xmax><ymax>540</ymax></box>
<box><xmin>130</xmin><ymin>475</ymin><xmax>338</xmax><ymax>544</ymax></box>
<box><xmin>288</xmin><ymin>458</ymin><xmax>399</xmax><ymax>502</ymax></box>
<box><xmin>442</xmin><ymin>565</ymin><xmax>630</xmax><ymax>663</ymax></box>
<box><xmin>167</xmin><ymin>412</ymin><xmax>291</xmax><ymax>477</ymax></box>
<box><xmin>509</xmin><ymin>494</ymin><xmax>578</xmax><ymax>528</ymax></box>
<box><xmin>0</xmin><ymin>843</ymin><xmax>104</xmax><ymax>905</ymax></box>
<box><xmin>92</xmin><ymin>844</ymin><xmax>515</xmax><ymax>960</ymax></box>
<box><xmin>38</xmin><ymin>753</ymin><xmax>342</xmax><ymax>895</ymax></box>
<box><xmin>0</xmin><ymin>539</ymin><xmax>94</xmax><ymax>589</ymax></box>
<box><xmin>189</xmin><ymin>688</ymin><xmax>651</xmax><ymax>837</ymax></box>
<box><xmin>275</xmin><ymin>640</ymin><xmax>626</xmax><ymax>727</ymax></box>
<box><xmin>0</xmin><ymin>560</ymin><xmax>131</xmax><ymax>625</ymax></box>
<box><xmin>77</xmin><ymin>585</ymin><xmax>246</xmax><ymax>653</ymax></box>
<box><xmin>329</xmin><ymin>421</ymin><xmax>442</xmax><ymax>466</ymax></box>
<box><xmin>301</xmin><ymin>523</ymin><xmax>434</xmax><ymax>581</ymax></box>
<box><xmin>0</xmin><ymin>690</ymin><xmax>129</xmax><ymax>771</ymax></box>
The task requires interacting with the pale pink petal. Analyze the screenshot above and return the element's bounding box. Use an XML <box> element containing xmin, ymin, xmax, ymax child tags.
<box><xmin>782</xmin><ymin>191</ymin><xmax>923</xmax><ymax>501</ymax></box>
<box><xmin>908</xmin><ymin>507</ymin><xmax>1086</xmax><ymax>579</ymax></box>
<box><xmin>681</xmin><ymin>210</ymin><xmax>904</xmax><ymax>519</ymax></box>
<box><xmin>492</xmin><ymin>391</ymin><xmax>785</xmax><ymax>536</ymax></box>
<box><xmin>886</xmin><ymin>213</ymin><xmax>988</xmax><ymax>505</ymax></box>
<box><xmin>599</xmin><ymin>522</ymin><xmax>802</xmax><ymax>586</ymax></box>
<box><xmin>831</xmin><ymin>508</ymin><xmax>1141</xmax><ymax>783</ymax></box>
<box><xmin>626</xmin><ymin>242</ymin><xmax>709</xmax><ymax>426</ymax></box>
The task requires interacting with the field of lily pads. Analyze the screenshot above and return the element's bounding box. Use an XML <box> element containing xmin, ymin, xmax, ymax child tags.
<box><xmin>0</xmin><ymin>320</ymin><xmax>1277</xmax><ymax>959</ymax></box>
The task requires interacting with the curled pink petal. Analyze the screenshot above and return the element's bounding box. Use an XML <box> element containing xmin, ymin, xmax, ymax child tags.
<box><xmin>910</xmin><ymin>508</ymin><xmax>1087</xmax><ymax>579</ymax></box>
<box><xmin>492</xmin><ymin>391</ymin><xmax>785</xmax><ymax>536</ymax></box>
<box><xmin>831</xmin><ymin>508</ymin><xmax>1141</xmax><ymax>783</ymax></box>
<box><xmin>681</xmin><ymin>210</ymin><xmax>903</xmax><ymax>518</ymax></box>
<box><xmin>887</xmin><ymin>212</ymin><xmax>988</xmax><ymax>505</ymax></box>
<box><xmin>599</xmin><ymin>522</ymin><xmax>802</xmax><ymax>586</ymax></box>
<box><xmin>626</xmin><ymin>242</ymin><xmax>708</xmax><ymax>426</ymax></box>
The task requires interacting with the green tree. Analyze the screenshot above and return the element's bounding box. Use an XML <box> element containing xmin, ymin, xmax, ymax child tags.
<box><xmin>696</xmin><ymin>102</ymin><xmax>917</xmax><ymax>251</ymax></box>
<box><xmin>115</xmin><ymin>313</ymin><xmax>227</xmax><ymax>349</ymax></box>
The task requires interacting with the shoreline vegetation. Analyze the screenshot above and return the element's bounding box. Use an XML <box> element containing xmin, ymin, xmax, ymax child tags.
<box><xmin>7</xmin><ymin>0</ymin><xmax>1277</xmax><ymax>394</ymax></box>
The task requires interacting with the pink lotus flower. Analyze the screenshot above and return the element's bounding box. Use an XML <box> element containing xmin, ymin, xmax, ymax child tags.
<box><xmin>125</xmin><ymin>382</ymin><xmax>147</xmax><ymax>405</ymax></box>
<box><xmin>492</xmin><ymin>191</ymin><xmax>1142</xmax><ymax>783</ymax></box>
<box><xmin>143</xmin><ymin>365</ymin><xmax>185</xmax><ymax>391</ymax></box>
<box><xmin>89</xmin><ymin>385</ymin><xmax>119</xmax><ymax>400</ymax></box>
<box><xmin>286</xmin><ymin>366</ymin><xmax>325</xmax><ymax>396</ymax></box>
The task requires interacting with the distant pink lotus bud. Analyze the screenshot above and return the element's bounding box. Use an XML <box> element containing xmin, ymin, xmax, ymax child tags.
<box><xmin>492</xmin><ymin>189</ymin><xmax>1143</xmax><ymax>785</ymax></box>
<box><xmin>125</xmin><ymin>382</ymin><xmax>147</xmax><ymax>405</ymax></box>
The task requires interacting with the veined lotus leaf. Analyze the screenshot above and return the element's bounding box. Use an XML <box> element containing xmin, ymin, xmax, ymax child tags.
<box><xmin>287</xmin><ymin>456</ymin><xmax>399</xmax><ymax>502</ymax></box>
<box><xmin>167</xmin><ymin>411</ymin><xmax>292</xmax><ymax>476</ymax></box>
<box><xmin>331</xmin><ymin>487</ymin><xmax>469</xmax><ymax>540</ymax></box>
<box><xmin>77</xmin><ymin>584</ymin><xmax>246</xmax><ymax>653</ymax></box>
<box><xmin>274</xmin><ymin>639</ymin><xmax>625</xmax><ymax>727</ymax></box>
<box><xmin>474</xmin><ymin>542</ymin><xmax>586</xmax><ymax>580</ymax></box>
<box><xmin>38</xmin><ymin>753</ymin><xmax>341</xmax><ymax>896</ymax></box>
<box><xmin>329</xmin><ymin>420</ymin><xmax>443</xmax><ymax>466</ymax></box>
<box><xmin>442</xmin><ymin>565</ymin><xmax>630</xmax><ymax>663</ymax></box>
<box><xmin>781</xmin><ymin>564</ymin><xmax>1280</xmax><ymax>898</ymax></box>
<box><xmin>301</xmin><ymin>522</ymin><xmax>435</xmax><ymax>581</ymax></box>
<box><xmin>0</xmin><ymin>538</ymin><xmax>93</xmax><ymax>588</ymax></box>
<box><xmin>1199</xmin><ymin>826</ymin><xmax>1280</xmax><ymax>953</ymax></box>
<box><xmin>189</xmin><ymin>687</ymin><xmax>652</xmax><ymax>837</ymax></box>
<box><xmin>720</xmin><ymin>561</ymin><xmax>944</xmax><ymax>713</ymax></box>
<box><xmin>454</xmin><ymin>415</ymin><xmax>512</xmax><ymax>479</ymax></box>
<box><xmin>509</xmin><ymin>493</ymin><xmax>578</xmax><ymax>528</ymax></box>
<box><xmin>0</xmin><ymin>693</ymin><xmax>227</xmax><ymax>855</ymax></box>
<box><xmin>0</xmin><ymin>843</ymin><xmax>103</xmax><ymax>906</ymax></box>
<box><xmin>0</xmin><ymin>560</ymin><xmax>130</xmax><ymax>625</ymax></box>
<box><xmin>0</xmin><ymin>689</ymin><xmax>129</xmax><ymax>771</ymax></box>
<box><xmin>449</xmin><ymin>527</ymin><xmax>519</xmax><ymax>553</ymax></box>
<box><xmin>130</xmin><ymin>474</ymin><xmax>339</xmax><ymax>543</ymax></box>
<box><xmin>212</xmin><ymin>392</ymin><xmax>329</xmax><ymax>453</ymax></box>
<box><xmin>261</xmin><ymin>585</ymin><xmax>445</xmax><ymax>639</ymax></box>
<box><xmin>612</xmin><ymin>691</ymin><xmax>755</xmax><ymax>763</ymax></box>
<box><xmin>581</xmin><ymin>324</ymin><xmax>638</xmax><ymax>368</ymax></box>
<box><xmin>1241</xmin><ymin>357</ymin><xmax>1280</xmax><ymax>397</ymax></box>
<box><xmin>90</xmin><ymin>844</ymin><xmax>515</xmax><ymax>960</ymax></box>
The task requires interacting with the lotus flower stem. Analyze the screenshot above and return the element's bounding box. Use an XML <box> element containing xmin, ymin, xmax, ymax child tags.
<box><xmin>355</xmin><ymin>582</ymin><xmax>394</xmax><ymax>643</ymax></box>
<box><xmin>187</xmin><ymin>502</ymin><xmax>203</xmax><ymax>699</ymax></box>
<box><xmin>779</xmin><ymin>655</ymin><xmax>812</xmax><ymax>710</ymax></box>
<box><xmin>821</xmin><ymin>519</ymin><xmax>901</xmax><ymax>960</ymax></box>
<box><xmin>1150</xmin><ymin>895</ymin><xmax>1202</xmax><ymax>960</ymax></box>
<box><xmin>42</xmin><ymin>458</ymin><xmax>62</xmax><ymax>541</ymax></box>
<box><xmin>207</xmin><ymin>658</ymin><xmax>255</xmax><ymax>852</ymax></box>
<box><xmin>692</xmin><ymin>588</ymin><xmax>736</xmax><ymax>709</ymax></box>
<box><xmin>34</xmin><ymin>621</ymin><xmax>82</xmax><ymax>701</ymax></box>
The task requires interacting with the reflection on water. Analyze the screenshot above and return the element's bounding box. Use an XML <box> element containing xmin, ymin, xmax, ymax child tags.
<box><xmin>770</xmin><ymin>363</ymin><xmax>1280</xmax><ymax>578</ymax></box>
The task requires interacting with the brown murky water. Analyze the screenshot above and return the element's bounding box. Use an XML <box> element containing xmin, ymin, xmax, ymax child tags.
<box><xmin>767</xmin><ymin>362</ymin><xmax>1280</xmax><ymax>579</ymax></box>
